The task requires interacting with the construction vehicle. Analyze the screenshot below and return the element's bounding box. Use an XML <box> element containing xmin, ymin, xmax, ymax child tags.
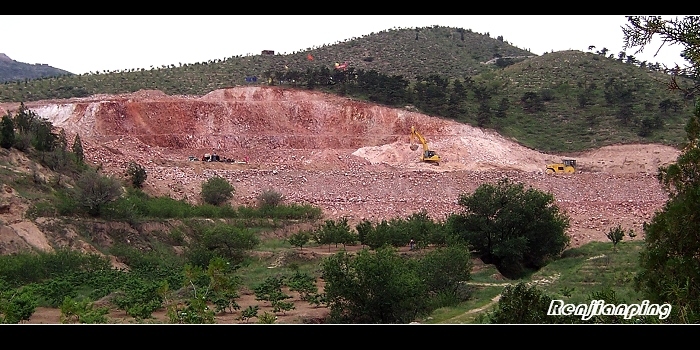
<box><xmin>546</xmin><ymin>159</ymin><xmax>577</xmax><ymax>174</ymax></box>
<box><xmin>409</xmin><ymin>126</ymin><xmax>441</xmax><ymax>165</ymax></box>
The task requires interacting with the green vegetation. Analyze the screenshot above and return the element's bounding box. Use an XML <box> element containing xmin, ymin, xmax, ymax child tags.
<box><xmin>622</xmin><ymin>15</ymin><xmax>700</xmax><ymax>324</ymax></box>
<box><xmin>422</xmin><ymin>239</ymin><xmax>652</xmax><ymax>324</ymax></box>
<box><xmin>201</xmin><ymin>176</ymin><xmax>235</xmax><ymax>206</ymax></box>
<box><xmin>0</xmin><ymin>25</ymin><xmax>694</xmax><ymax>153</ymax></box>
<box><xmin>125</xmin><ymin>161</ymin><xmax>147</xmax><ymax>188</ymax></box>
<box><xmin>449</xmin><ymin>178</ymin><xmax>570</xmax><ymax>278</ymax></box>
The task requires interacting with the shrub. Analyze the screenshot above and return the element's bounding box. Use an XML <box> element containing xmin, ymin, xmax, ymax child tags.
<box><xmin>201</xmin><ymin>176</ymin><xmax>235</xmax><ymax>206</ymax></box>
<box><xmin>0</xmin><ymin>114</ymin><xmax>14</xmax><ymax>149</ymax></box>
<box><xmin>73</xmin><ymin>169</ymin><xmax>123</xmax><ymax>216</ymax></box>
<box><xmin>59</xmin><ymin>296</ymin><xmax>109</xmax><ymax>324</ymax></box>
<box><xmin>257</xmin><ymin>189</ymin><xmax>284</xmax><ymax>208</ymax></box>
<box><xmin>125</xmin><ymin>161</ymin><xmax>147</xmax><ymax>188</ymax></box>
<box><xmin>488</xmin><ymin>282</ymin><xmax>571</xmax><ymax>324</ymax></box>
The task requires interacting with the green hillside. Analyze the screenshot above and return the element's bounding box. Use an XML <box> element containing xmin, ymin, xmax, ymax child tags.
<box><xmin>0</xmin><ymin>25</ymin><xmax>693</xmax><ymax>153</ymax></box>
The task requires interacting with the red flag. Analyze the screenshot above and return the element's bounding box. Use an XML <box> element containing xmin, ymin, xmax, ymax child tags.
<box><xmin>307</xmin><ymin>54</ymin><xmax>314</xmax><ymax>61</ymax></box>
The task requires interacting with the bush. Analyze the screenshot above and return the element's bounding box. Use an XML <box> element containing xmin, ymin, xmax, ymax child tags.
<box><xmin>417</xmin><ymin>245</ymin><xmax>473</xmax><ymax>296</ymax></box>
<box><xmin>488</xmin><ymin>282</ymin><xmax>571</xmax><ymax>324</ymax></box>
<box><xmin>73</xmin><ymin>169</ymin><xmax>123</xmax><ymax>216</ymax></box>
<box><xmin>125</xmin><ymin>161</ymin><xmax>147</xmax><ymax>188</ymax></box>
<box><xmin>59</xmin><ymin>296</ymin><xmax>109</xmax><ymax>324</ymax></box>
<box><xmin>0</xmin><ymin>287</ymin><xmax>37</xmax><ymax>324</ymax></box>
<box><xmin>185</xmin><ymin>223</ymin><xmax>259</xmax><ymax>268</ymax></box>
<box><xmin>201</xmin><ymin>176</ymin><xmax>235</xmax><ymax>206</ymax></box>
<box><xmin>257</xmin><ymin>189</ymin><xmax>284</xmax><ymax>208</ymax></box>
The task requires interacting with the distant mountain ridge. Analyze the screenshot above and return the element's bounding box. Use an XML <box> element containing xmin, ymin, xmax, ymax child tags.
<box><xmin>0</xmin><ymin>53</ymin><xmax>73</xmax><ymax>83</ymax></box>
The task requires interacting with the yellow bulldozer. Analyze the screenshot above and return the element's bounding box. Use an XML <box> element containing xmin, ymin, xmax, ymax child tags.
<box><xmin>409</xmin><ymin>126</ymin><xmax>441</xmax><ymax>165</ymax></box>
<box><xmin>546</xmin><ymin>159</ymin><xmax>577</xmax><ymax>174</ymax></box>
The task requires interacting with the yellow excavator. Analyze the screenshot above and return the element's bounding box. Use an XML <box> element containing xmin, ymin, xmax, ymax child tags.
<box><xmin>409</xmin><ymin>126</ymin><xmax>441</xmax><ymax>165</ymax></box>
<box><xmin>546</xmin><ymin>159</ymin><xmax>577</xmax><ymax>174</ymax></box>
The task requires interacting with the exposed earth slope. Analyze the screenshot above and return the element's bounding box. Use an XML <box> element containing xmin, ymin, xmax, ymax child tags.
<box><xmin>0</xmin><ymin>86</ymin><xmax>681</xmax><ymax>250</ymax></box>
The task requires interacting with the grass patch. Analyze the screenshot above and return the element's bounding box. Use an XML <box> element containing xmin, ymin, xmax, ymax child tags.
<box><xmin>425</xmin><ymin>240</ymin><xmax>646</xmax><ymax>323</ymax></box>
<box><xmin>533</xmin><ymin>240</ymin><xmax>645</xmax><ymax>304</ymax></box>
<box><xmin>423</xmin><ymin>285</ymin><xmax>503</xmax><ymax>324</ymax></box>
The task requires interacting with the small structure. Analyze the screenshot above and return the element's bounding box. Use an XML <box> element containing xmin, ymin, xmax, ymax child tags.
<box><xmin>262</xmin><ymin>50</ymin><xmax>275</xmax><ymax>55</ymax></box>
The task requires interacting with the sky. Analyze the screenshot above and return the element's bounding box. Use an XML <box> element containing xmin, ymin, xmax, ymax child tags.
<box><xmin>0</xmin><ymin>15</ymin><xmax>689</xmax><ymax>75</ymax></box>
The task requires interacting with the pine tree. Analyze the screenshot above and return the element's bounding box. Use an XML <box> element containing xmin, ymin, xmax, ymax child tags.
<box><xmin>72</xmin><ymin>133</ymin><xmax>84</xmax><ymax>164</ymax></box>
<box><xmin>0</xmin><ymin>114</ymin><xmax>14</xmax><ymax>149</ymax></box>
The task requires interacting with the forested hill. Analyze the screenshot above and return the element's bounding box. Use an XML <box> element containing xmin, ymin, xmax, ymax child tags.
<box><xmin>0</xmin><ymin>53</ymin><xmax>73</xmax><ymax>83</ymax></box>
<box><xmin>0</xmin><ymin>25</ymin><xmax>694</xmax><ymax>152</ymax></box>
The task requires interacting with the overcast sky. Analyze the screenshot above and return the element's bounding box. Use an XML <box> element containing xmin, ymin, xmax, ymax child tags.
<box><xmin>0</xmin><ymin>15</ymin><xmax>688</xmax><ymax>75</ymax></box>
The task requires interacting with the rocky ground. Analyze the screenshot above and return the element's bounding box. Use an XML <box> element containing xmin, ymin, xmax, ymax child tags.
<box><xmin>0</xmin><ymin>86</ymin><xmax>681</xmax><ymax>250</ymax></box>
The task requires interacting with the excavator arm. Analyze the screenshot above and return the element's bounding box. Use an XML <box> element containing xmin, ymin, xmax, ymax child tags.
<box><xmin>409</xmin><ymin>126</ymin><xmax>441</xmax><ymax>165</ymax></box>
<box><xmin>410</xmin><ymin>126</ymin><xmax>430</xmax><ymax>151</ymax></box>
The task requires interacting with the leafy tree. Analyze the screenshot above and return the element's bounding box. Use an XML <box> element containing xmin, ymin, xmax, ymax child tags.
<box><xmin>451</xmin><ymin>178</ymin><xmax>570</xmax><ymax>278</ymax></box>
<box><xmin>322</xmin><ymin>247</ymin><xmax>428</xmax><ymax>323</ymax></box>
<box><xmin>403</xmin><ymin>210</ymin><xmax>438</xmax><ymax>249</ymax></box>
<box><xmin>476</xmin><ymin>100</ymin><xmax>491</xmax><ymax>127</ymax></box>
<box><xmin>417</xmin><ymin>245</ymin><xmax>473</xmax><ymax>298</ymax></box>
<box><xmin>355</xmin><ymin>219</ymin><xmax>373</xmax><ymax>247</ymax></box>
<box><xmin>113</xmin><ymin>278</ymin><xmax>164</xmax><ymax>320</ymax></box>
<box><xmin>616</xmin><ymin>103</ymin><xmax>635</xmax><ymax>126</ymax></box>
<box><xmin>72</xmin><ymin>133</ymin><xmax>84</xmax><ymax>164</ymax></box>
<box><xmin>446</xmin><ymin>79</ymin><xmax>468</xmax><ymax>118</ymax></box>
<box><xmin>201</xmin><ymin>176</ymin><xmax>235</xmax><ymax>206</ymax></box>
<box><xmin>605</xmin><ymin>224</ymin><xmax>628</xmax><ymax>251</ymax></box>
<box><xmin>186</xmin><ymin>223</ymin><xmax>259</xmax><ymax>268</ymax></box>
<box><xmin>288</xmin><ymin>230</ymin><xmax>312</xmax><ymax>250</ymax></box>
<box><xmin>313</xmin><ymin>218</ymin><xmax>356</xmax><ymax>251</ymax></box>
<box><xmin>206</xmin><ymin>256</ymin><xmax>241</xmax><ymax>314</ymax></box>
<box><xmin>622</xmin><ymin>16</ymin><xmax>699</xmax><ymax>95</ymax></box>
<box><xmin>635</xmin><ymin>111</ymin><xmax>700</xmax><ymax>323</ymax></box>
<box><xmin>32</xmin><ymin>118</ymin><xmax>57</xmax><ymax>152</ymax></box>
<box><xmin>12</xmin><ymin>102</ymin><xmax>36</xmax><ymax>135</ymax></box>
<box><xmin>287</xmin><ymin>271</ymin><xmax>323</xmax><ymax>306</ymax></box>
<box><xmin>624</xmin><ymin>15</ymin><xmax>700</xmax><ymax>323</ymax></box>
<box><xmin>239</xmin><ymin>305</ymin><xmax>259</xmax><ymax>323</ymax></box>
<box><xmin>638</xmin><ymin>115</ymin><xmax>662</xmax><ymax>137</ymax></box>
<box><xmin>125</xmin><ymin>161</ymin><xmax>147</xmax><ymax>188</ymax></box>
<box><xmin>0</xmin><ymin>113</ymin><xmax>14</xmax><ymax>149</ymax></box>
<box><xmin>164</xmin><ymin>265</ymin><xmax>215</xmax><ymax>324</ymax></box>
<box><xmin>495</xmin><ymin>97</ymin><xmax>510</xmax><ymax>118</ymax></box>
<box><xmin>520</xmin><ymin>91</ymin><xmax>544</xmax><ymax>113</ymax></box>
<box><xmin>253</xmin><ymin>276</ymin><xmax>294</xmax><ymax>315</ymax></box>
<box><xmin>73</xmin><ymin>169</ymin><xmax>123</xmax><ymax>216</ymax></box>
